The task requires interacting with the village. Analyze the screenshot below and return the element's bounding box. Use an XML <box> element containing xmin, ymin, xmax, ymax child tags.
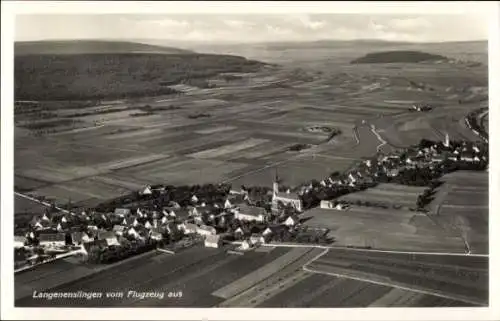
<box><xmin>14</xmin><ymin>133</ymin><xmax>488</xmax><ymax>270</ymax></box>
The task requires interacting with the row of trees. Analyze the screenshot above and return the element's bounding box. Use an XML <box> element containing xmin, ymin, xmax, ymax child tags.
<box><xmin>86</xmin><ymin>238</ymin><xmax>156</xmax><ymax>264</ymax></box>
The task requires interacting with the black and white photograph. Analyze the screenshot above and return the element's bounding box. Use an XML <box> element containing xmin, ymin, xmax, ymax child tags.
<box><xmin>1</xmin><ymin>1</ymin><xmax>499</xmax><ymax>320</ymax></box>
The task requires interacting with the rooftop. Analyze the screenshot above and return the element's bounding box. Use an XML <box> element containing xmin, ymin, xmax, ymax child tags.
<box><xmin>237</xmin><ymin>204</ymin><xmax>267</xmax><ymax>217</ymax></box>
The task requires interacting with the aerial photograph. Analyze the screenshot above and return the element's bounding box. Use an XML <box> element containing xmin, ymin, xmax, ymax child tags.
<box><xmin>12</xmin><ymin>11</ymin><xmax>489</xmax><ymax>308</ymax></box>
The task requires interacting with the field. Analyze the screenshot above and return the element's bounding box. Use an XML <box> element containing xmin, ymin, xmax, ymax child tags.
<box><xmin>15</xmin><ymin>245</ymin><xmax>480</xmax><ymax>307</ymax></box>
<box><xmin>304</xmin><ymin>248</ymin><xmax>488</xmax><ymax>306</ymax></box>
<box><xmin>15</xmin><ymin>41</ymin><xmax>487</xmax><ymax>214</ymax></box>
<box><xmin>429</xmin><ymin>171</ymin><xmax>489</xmax><ymax>255</ymax></box>
<box><xmin>337</xmin><ymin>183</ymin><xmax>427</xmax><ymax>209</ymax></box>
<box><xmin>303</xmin><ymin>206</ymin><xmax>466</xmax><ymax>253</ymax></box>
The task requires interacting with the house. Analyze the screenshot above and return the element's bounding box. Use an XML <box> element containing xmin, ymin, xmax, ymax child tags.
<box><xmin>224</xmin><ymin>199</ymin><xmax>233</xmax><ymax>209</ymax></box>
<box><xmin>14</xmin><ymin>235</ymin><xmax>26</xmax><ymax>248</ymax></box>
<box><xmin>144</xmin><ymin>221</ymin><xmax>153</xmax><ymax>229</ymax></box>
<box><xmin>140</xmin><ymin>185</ymin><xmax>153</xmax><ymax>196</ymax></box>
<box><xmin>234</xmin><ymin>205</ymin><xmax>267</xmax><ymax>222</ymax></box>
<box><xmin>335</xmin><ymin>203</ymin><xmax>349</xmax><ymax>210</ymax></box>
<box><xmin>184</xmin><ymin>223</ymin><xmax>198</xmax><ymax>235</ymax></box>
<box><xmin>194</xmin><ymin>216</ymin><xmax>204</xmax><ymax>225</ymax></box>
<box><xmin>25</xmin><ymin>231</ymin><xmax>36</xmax><ymax>242</ymax></box>
<box><xmin>284</xmin><ymin>215</ymin><xmax>299</xmax><ymax>227</ymax></box>
<box><xmin>150</xmin><ymin>231</ymin><xmax>163</xmax><ymax>241</ymax></box>
<box><xmin>38</xmin><ymin>233</ymin><xmax>66</xmax><ymax>247</ymax></box>
<box><xmin>189</xmin><ymin>207</ymin><xmax>201</xmax><ymax>217</ymax></box>
<box><xmin>122</xmin><ymin>216</ymin><xmax>135</xmax><ymax>226</ymax></box>
<box><xmin>250</xmin><ymin>233</ymin><xmax>265</xmax><ymax>245</ymax></box>
<box><xmin>136</xmin><ymin>208</ymin><xmax>145</xmax><ymax>218</ymax></box>
<box><xmin>114</xmin><ymin>208</ymin><xmax>131</xmax><ymax>217</ymax></box>
<box><xmin>97</xmin><ymin>231</ymin><xmax>120</xmax><ymax>246</ymax></box>
<box><xmin>161</xmin><ymin>216</ymin><xmax>169</xmax><ymax>225</ymax></box>
<box><xmin>191</xmin><ymin>194</ymin><xmax>199</xmax><ymax>204</ymax></box>
<box><xmin>240</xmin><ymin>240</ymin><xmax>252</xmax><ymax>250</ymax></box>
<box><xmin>204</xmin><ymin>234</ymin><xmax>222</xmax><ymax>248</ymax></box>
<box><xmin>112</xmin><ymin>225</ymin><xmax>126</xmax><ymax>236</ymax></box>
<box><xmin>262</xmin><ymin>227</ymin><xmax>273</xmax><ymax>237</ymax></box>
<box><xmin>127</xmin><ymin>227</ymin><xmax>140</xmax><ymax>239</ymax></box>
<box><xmin>196</xmin><ymin>225</ymin><xmax>216</xmax><ymax>236</ymax></box>
<box><xmin>234</xmin><ymin>227</ymin><xmax>245</xmax><ymax>237</ymax></box>
<box><xmin>71</xmin><ymin>231</ymin><xmax>91</xmax><ymax>245</ymax></box>
<box><xmin>320</xmin><ymin>200</ymin><xmax>335</xmax><ymax>209</ymax></box>
<box><xmin>168</xmin><ymin>201</ymin><xmax>181</xmax><ymax>209</ymax></box>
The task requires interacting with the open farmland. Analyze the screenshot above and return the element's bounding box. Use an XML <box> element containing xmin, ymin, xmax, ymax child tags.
<box><xmin>258</xmin><ymin>272</ymin><xmax>475</xmax><ymax>307</ymax></box>
<box><xmin>15</xmin><ymin>40</ymin><xmax>487</xmax><ymax>206</ymax></box>
<box><xmin>304</xmin><ymin>248</ymin><xmax>488</xmax><ymax>306</ymax></box>
<box><xmin>304</xmin><ymin>206</ymin><xmax>466</xmax><ymax>253</ymax></box>
<box><xmin>429</xmin><ymin>171</ymin><xmax>489</xmax><ymax>254</ymax></box>
<box><xmin>16</xmin><ymin>245</ymin><xmax>292</xmax><ymax>307</ymax></box>
<box><xmin>337</xmin><ymin>183</ymin><xmax>427</xmax><ymax>209</ymax></box>
<box><xmin>15</xmin><ymin>244</ymin><xmax>476</xmax><ymax>308</ymax></box>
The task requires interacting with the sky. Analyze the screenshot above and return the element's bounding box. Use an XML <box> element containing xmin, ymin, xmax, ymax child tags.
<box><xmin>15</xmin><ymin>14</ymin><xmax>489</xmax><ymax>43</ymax></box>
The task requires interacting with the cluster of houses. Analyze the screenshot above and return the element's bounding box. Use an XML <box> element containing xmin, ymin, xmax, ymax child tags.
<box><xmin>297</xmin><ymin>133</ymin><xmax>487</xmax><ymax>210</ymax></box>
<box><xmin>15</xmin><ymin>174</ymin><xmax>306</xmax><ymax>262</ymax></box>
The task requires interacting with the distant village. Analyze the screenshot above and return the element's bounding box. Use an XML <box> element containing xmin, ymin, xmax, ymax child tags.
<box><xmin>14</xmin><ymin>133</ymin><xmax>488</xmax><ymax>270</ymax></box>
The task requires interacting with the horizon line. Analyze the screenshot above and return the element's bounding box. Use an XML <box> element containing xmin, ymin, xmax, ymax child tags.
<box><xmin>14</xmin><ymin>37</ymin><xmax>489</xmax><ymax>45</ymax></box>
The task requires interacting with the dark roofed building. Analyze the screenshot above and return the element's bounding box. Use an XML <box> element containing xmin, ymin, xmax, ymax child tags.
<box><xmin>38</xmin><ymin>233</ymin><xmax>67</xmax><ymax>247</ymax></box>
<box><xmin>234</xmin><ymin>205</ymin><xmax>267</xmax><ymax>222</ymax></box>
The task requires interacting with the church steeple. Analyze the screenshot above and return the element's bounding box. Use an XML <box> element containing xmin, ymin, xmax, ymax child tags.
<box><xmin>273</xmin><ymin>168</ymin><xmax>279</xmax><ymax>197</ymax></box>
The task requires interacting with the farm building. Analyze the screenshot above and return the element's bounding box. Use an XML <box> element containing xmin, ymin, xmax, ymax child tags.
<box><xmin>320</xmin><ymin>200</ymin><xmax>348</xmax><ymax>210</ymax></box>
<box><xmin>197</xmin><ymin>225</ymin><xmax>216</xmax><ymax>236</ymax></box>
<box><xmin>205</xmin><ymin>234</ymin><xmax>222</xmax><ymax>248</ymax></box>
<box><xmin>234</xmin><ymin>204</ymin><xmax>267</xmax><ymax>222</ymax></box>
<box><xmin>38</xmin><ymin>233</ymin><xmax>66</xmax><ymax>247</ymax></box>
<box><xmin>114</xmin><ymin>208</ymin><xmax>131</xmax><ymax>217</ymax></box>
<box><xmin>97</xmin><ymin>230</ymin><xmax>120</xmax><ymax>246</ymax></box>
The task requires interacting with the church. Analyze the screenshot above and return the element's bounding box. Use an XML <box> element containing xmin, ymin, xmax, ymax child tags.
<box><xmin>271</xmin><ymin>170</ymin><xmax>303</xmax><ymax>212</ymax></box>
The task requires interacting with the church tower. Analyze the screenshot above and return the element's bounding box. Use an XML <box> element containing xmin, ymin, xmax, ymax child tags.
<box><xmin>273</xmin><ymin>168</ymin><xmax>279</xmax><ymax>197</ymax></box>
<box><xmin>444</xmin><ymin>132</ymin><xmax>450</xmax><ymax>148</ymax></box>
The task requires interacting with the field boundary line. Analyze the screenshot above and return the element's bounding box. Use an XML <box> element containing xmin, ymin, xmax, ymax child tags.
<box><xmin>302</xmin><ymin>264</ymin><xmax>485</xmax><ymax>307</ymax></box>
<box><xmin>259</xmin><ymin>242</ymin><xmax>488</xmax><ymax>257</ymax></box>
